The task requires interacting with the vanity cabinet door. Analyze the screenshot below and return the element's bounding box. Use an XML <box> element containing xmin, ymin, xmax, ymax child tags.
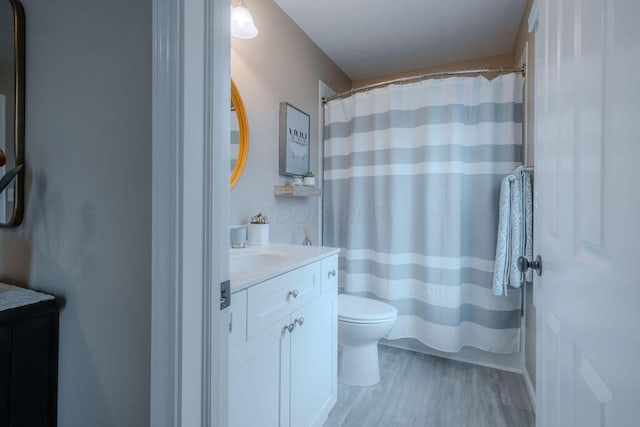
<box><xmin>289</xmin><ymin>291</ymin><xmax>337</xmax><ymax>427</ymax></box>
<box><xmin>229</xmin><ymin>314</ymin><xmax>291</xmax><ymax>427</ymax></box>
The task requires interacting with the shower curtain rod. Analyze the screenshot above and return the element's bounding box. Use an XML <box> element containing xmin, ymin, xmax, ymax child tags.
<box><xmin>322</xmin><ymin>66</ymin><xmax>526</xmax><ymax>104</ymax></box>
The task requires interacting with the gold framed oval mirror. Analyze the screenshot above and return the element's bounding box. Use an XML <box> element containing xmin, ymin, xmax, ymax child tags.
<box><xmin>230</xmin><ymin>79</ymin><xmax>248</xmax><ymax>188</ymax></box>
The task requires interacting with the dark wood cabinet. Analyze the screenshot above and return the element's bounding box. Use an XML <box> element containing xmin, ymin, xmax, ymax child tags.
<box><xmin>0</xmin><ymin>287</ymin><xmax>58</xmax><ymax>427</ymax></box>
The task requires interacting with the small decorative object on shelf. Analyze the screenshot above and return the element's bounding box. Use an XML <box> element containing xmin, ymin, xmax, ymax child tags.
<box><xmin>247</xmin><ymin>212</ymin><xmax>269</xmax><ymax>245</ymax></box>
<box><xmin>303</xmin><ymin>171</ymin><xmax>315</xmax><ymax>186</ymax></box>
<box><xmin>302</xmin><ymin>226</ymin><xmax>312</xmax><ymax>246</ymax></box>
<box><xmin>274</xmin><ymin>185</ymin><xmax>322</xmax><ymax>197</ymax></box>
<box><xmin>291</xmin><ymin>175</ymin><xmax>304</xmax><ymax>186</ymax></box>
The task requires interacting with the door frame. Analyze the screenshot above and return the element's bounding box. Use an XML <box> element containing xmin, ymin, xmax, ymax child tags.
<box><xmin>151</xmin><ymin>0</ymin><xmax>230</xmax><ymax>425</ymax></box>
<box><xmin>527</xmin><ymin>0</ymin><xmax>542</xmax><ymax>418</ymax></box>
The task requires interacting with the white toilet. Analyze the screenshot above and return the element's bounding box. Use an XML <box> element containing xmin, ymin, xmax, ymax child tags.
<box><xmin>338</xmin><ymin>294</ymin><xmax>398</xmax><ymax>387</ymax></box>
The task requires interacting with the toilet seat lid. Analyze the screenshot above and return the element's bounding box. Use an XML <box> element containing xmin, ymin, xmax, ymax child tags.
<box><xmin>338</xmin><ymin>294</ymin><xmax>398</xmax><ymax>323</ymax></box>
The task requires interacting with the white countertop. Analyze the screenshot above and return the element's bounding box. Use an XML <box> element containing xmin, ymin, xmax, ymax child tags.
<box><xmin>230</xmin><ymin>243</ymin><xmax>340</xmax><ymax>293</ymax></box>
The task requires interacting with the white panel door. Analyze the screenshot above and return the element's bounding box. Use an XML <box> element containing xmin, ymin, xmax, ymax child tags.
<box><xmin>533</xmin><ymin>0</ymin><xmax>640</xmax><ymax>425</ymax></box>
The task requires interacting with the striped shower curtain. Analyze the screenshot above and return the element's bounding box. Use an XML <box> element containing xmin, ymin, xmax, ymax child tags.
<box><xmin>323</xmin><ymin>74</ymin><xmax>524</xmax><ymax>353</ymax></box>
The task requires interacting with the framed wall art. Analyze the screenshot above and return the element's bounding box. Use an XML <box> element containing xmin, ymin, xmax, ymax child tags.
<box><xmin>279</xmin><ymin>102</ymin><xmax>310</xmax><ymax>176</ymax></box>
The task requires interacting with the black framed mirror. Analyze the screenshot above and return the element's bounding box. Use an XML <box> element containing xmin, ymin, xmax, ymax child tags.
<box><xmin>0</xmin><ymin>0</ymin><xmax>25</xmax><ymax>227</ymax></box>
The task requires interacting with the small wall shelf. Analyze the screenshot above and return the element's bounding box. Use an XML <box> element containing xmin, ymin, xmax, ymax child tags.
<box><xmin>274</xmin><ymin>185</ymin><xmax>322</xmax><ymax>197</ymax></box>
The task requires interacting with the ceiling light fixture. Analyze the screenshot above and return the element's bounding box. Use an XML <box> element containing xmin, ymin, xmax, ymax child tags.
<box><xmin>231</xmin><ymin>0</ymin><xmax>258</xmax><ymax>39</ymax></box>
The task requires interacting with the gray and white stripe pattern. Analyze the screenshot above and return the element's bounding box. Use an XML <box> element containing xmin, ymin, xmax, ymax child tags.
<box><xmin>324</xmin><ymin>74</ymin><xmax>524</xmax><ymax>353</ymax></box>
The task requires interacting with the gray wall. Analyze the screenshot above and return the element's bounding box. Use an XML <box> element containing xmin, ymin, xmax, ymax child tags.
<box><xmin>230</xmin><ymin>0</ymin><xmax>351</xmax><ymax>245</ymax></box>
<box><xmin>0</xmin><ymin>0</ymin><xmax>151</xmax><ymax>425</ymax></box>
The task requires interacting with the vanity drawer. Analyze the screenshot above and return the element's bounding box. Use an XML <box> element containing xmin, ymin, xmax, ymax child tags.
<box><xmin>247</xmin><ymin>262</ymin><xmax>321</xmax><ymax>338</ymax></box>
<box><xmin>321</xmin><ymin>254</ymin><xmax>339</xmax><ymax>293</ymax></box>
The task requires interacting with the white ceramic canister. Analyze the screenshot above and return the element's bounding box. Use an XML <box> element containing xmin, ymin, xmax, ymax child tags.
<box><xmin>247</xmin><ymin>223</ymin><xmax>269</xmax><ymax>245</ymax></box>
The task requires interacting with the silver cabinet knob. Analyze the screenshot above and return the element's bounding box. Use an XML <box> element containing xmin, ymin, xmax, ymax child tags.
<box><xmin>328</xmin><ymin>269</ymin><xmax>337</xmax><ymax>278</ymax></box>
<box><xmin>283</xmin><ymin>318</ymin><xmax>305</xmax><ymax>334</ymax></box>
<box><xmin>288</xmin><ymin>289</ymin><xmax>299</xmax><ymax>299</ymax></box>
<box><xmin>517</xmin><ymin>255</ymin><xmax>542</xmax><ymax>276</ymax></box>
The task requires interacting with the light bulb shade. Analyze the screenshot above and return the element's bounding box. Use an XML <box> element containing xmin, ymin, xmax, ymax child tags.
<box><xmin>231</xmin><ymin>6</ymin><xmax>258</xmax><ymax>39</ymax></box>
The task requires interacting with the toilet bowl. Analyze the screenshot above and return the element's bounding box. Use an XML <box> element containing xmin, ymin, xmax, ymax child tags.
<box><xmin>338</xmin><ymin>294</ymin><xmax>398</xmax><ymax>387</ymax></box>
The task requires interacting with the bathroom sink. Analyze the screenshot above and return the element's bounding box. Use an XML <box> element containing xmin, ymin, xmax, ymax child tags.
<box><xmin>229</xmin><ymin>243</ymin><xmax>339</xmax><ymax>291</ymax></box>
<box><xmin>230</xmin><ymin>251</ymin><xmax>288</xmax><ymax>275</ymax></box>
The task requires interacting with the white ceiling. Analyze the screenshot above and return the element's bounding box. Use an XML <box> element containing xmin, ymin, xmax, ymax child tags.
<box><xmin>273</xmin><ymin>0</ymin><xmax>527</xmax><ymax>81</ymax></box>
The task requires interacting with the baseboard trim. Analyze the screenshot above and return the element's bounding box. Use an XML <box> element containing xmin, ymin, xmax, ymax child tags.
<box><xmin>523</xmin><ymin>367</ymin><xmax>536</xmax><ymax>413</ymax></box>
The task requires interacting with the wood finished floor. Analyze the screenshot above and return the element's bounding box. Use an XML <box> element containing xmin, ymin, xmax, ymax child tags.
<box><xmin>324</xmin><ymin>346</ymin><xmax>534</xmax><ymax>427</ymax></box>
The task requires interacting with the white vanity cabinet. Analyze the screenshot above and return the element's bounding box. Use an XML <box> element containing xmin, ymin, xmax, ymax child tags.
<box><xmin>229</xmin><ymin>254</ymin><xmax>338</xmax><ymax>427</ymax></box>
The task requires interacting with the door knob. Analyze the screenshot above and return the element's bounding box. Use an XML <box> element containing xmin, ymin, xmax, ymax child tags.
<box><xmin>517</xmin><ymin>255</ymin><xmax>542</xmax><ymax>276</ymax></box>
